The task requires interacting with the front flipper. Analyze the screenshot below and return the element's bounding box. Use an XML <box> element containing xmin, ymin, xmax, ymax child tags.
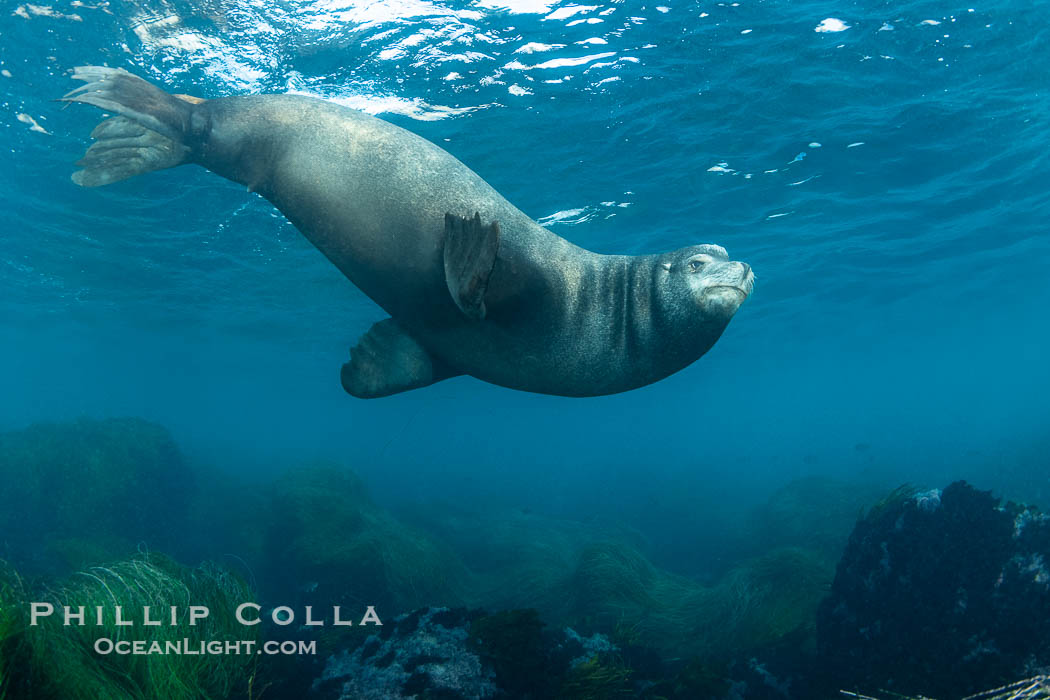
<box><xmin>341</xmin><ymin>319</ymin><xmax>455</xmax><ymax>399</ymax></box>
<box><xmin>443</xmin><ymin>212</ymin><xmax>500</xmax><ymax>320</ymax></box>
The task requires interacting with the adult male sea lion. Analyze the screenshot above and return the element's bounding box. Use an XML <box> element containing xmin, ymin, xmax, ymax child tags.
<box><xmin>63</xmin><ymin>66</ymin><xmax>754</xmax><ymax>398</ymax></box>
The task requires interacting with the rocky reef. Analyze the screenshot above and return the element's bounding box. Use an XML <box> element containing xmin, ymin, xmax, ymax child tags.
<box><xmin>314</xmin><ymin>608</ymin><xmax>497</xmax><ymax>700</ymax></box>
<box><xmin>264</xmin><ymin>465</ymin><xmax>469</xmax><ymax>616</ymax></box>
<box><xmin>7</xmin><ymin>417</ymin><xmax>1050</xmax><ymax>699</ymax></box>
<box><xmin>0</xmin><ymin>418</ymin><xmax>194</xmax><ymax>573</ymax></box>
<box><xmin>818</xmin><ymin>481</ymin><xmax>1050</xmax><ymax>698</ymax></box>
<box><xmin>405</xmin><ymin>506</ymin><xmax>835</xmax><ymax>664</ymax></box>
<box><xmin>314</xmin><ymin>606</ymin><xmax>643</xmax><ymax>700</ymax></box>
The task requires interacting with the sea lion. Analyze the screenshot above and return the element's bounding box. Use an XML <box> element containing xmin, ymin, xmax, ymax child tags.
<box><xmin>62</xmin><ymin>66</ymin><xmax>754</xmax><ymax>398</ymax></box>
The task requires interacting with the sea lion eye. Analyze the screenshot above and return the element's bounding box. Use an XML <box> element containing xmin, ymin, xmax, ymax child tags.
<box><xmin>689</xmin><ymin>259</ymin><xmax>706</xmax><ymax>272</ymax></box>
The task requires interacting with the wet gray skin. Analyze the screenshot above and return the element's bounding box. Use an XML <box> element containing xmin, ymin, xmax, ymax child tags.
<box><xmin>64</xmin><ymin>68</ymin><xmax>754</xmax><ymax>398</ymax></box>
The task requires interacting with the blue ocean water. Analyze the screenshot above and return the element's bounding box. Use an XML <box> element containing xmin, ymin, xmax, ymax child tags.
<box><xmin>1</xmin><ymin>0</ymin><xmax>1048</xmax><ymax>568</ymax></box>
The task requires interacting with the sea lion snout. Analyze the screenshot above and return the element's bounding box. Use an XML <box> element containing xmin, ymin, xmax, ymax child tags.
<box><xmin>702</xmin><ymin>260</ymin><xmax>754</xmax><ymax>305</ymax></box>
<box><xmin>699</xmin><ymin>257</ymin><xmax>752</xmax><ymax>293</ymax></box>
<box><xmin>665</xmin><ymin>245</ymin><xmax>753</xmax><ymax>299</ymax></box>
<box><xmin>705</xmin><ymin>260</ymin><xmax>755</xmax><ymax>298</ymax></box>
<box><xmin>688</xmin><ymin>254</ymin><xmax>753</xmax><ymax>319</ymax></box>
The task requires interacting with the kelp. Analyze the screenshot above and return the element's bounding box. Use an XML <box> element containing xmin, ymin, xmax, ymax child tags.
<box><xmin>266</xmin><ymin>465</ymin><xmax>469</xmax><ymax>614</ymax></box>
<box><xmin>0</xmin><ymin>418</ymin><xmax>194</xmax><ymax>574</ymax></box>
<box><xmin>480</xmin><ymin>537</ymin><xmax>832</xmax><ymax>661</ymax></box>
<box><xmin>560</xmin><ymin>654</ymin><xmax>633</xmax><ymax>699</ymax></box>
<box><xmin>745</xmin><ymin>476</ymin><xmax>892</xmax><ymax>566</ymax></box>
<box><xmin>22</xmin><ymin>555</ymin><xmax>256</xmax><ymax>700</ymax></box>
<box><xmin>0</xmin><ymin>562</ymin><xmax>23</xmax><ymax>700</ymax></box>
<box><xmin>412</xmin><ymin>507</ymin><xmax>834</xmax><ymax>662</ymax></box>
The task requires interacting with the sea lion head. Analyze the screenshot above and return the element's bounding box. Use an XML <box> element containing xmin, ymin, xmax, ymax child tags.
<box><xmin>655</xmin><ymin>243</ymin><xmax>754</xmax><ymax>331</ymax></box>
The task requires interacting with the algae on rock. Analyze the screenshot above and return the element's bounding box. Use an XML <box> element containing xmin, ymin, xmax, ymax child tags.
<box><xmin>21</xmin><ymin>555</ymin><xmax>257</xmax><ymax>700</ymax></box>
<box><xmin>0</xmin><ymin>562</ymin><xmax>23</xmax><ymax>700</ymax></box>
<box><xmin>266</xmin><ymin>465</ymin><xmax>469</xmax><ymax>615</ymax></box>
<box><xmin>0</xmin><ymin>418</ymin><xmax>194</xmax><ymax>573</ymax></box>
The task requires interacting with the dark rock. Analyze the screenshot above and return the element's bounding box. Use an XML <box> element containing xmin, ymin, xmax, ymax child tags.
<box><xmin>314</xmin><ymin>607</ymin><xmax>496</xmax><ymax>700</ymax></box>
<box><xmin>313</xmin><ymin>606</ymin><xmax>623</xmax><ymax>700</ymax></box>
<box><xmin>817</xmin><ymin>481</ymin><xmax>1050</xmax><ymax>698</ymax></box>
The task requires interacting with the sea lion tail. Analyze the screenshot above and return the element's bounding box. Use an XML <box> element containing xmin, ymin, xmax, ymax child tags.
<box><xmin>60</xmin><ymin>66</ymin><xmax>199</xmax><ymax>187</ymax></box>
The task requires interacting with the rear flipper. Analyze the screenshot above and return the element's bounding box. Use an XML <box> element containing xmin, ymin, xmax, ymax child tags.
<box><xmin>61</xmin><ymin>66</ymin><xmax>198</xmax><ymax>186</ymax></box>
<box><xmin>444</xmin><ymin>212</ymin><xmax>500</xmax><ymax>320</ymax></box>
<box><xmin>341</xmin><ymin>319</ymin><xmax>459</xmax><ymax>398</ymax></box>
<box><xmin>72</xmin><ymin>116</ymin><xmax>187</xmax><ymax>187</ymax></box>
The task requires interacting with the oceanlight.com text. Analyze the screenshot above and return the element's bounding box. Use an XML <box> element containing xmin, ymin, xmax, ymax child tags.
<box><xmin>94</xmin><ymin>638</ymin><xmax>317</xmax><ymax>656</ymax></box>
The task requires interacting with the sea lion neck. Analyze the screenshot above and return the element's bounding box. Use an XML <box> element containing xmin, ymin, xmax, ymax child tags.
<box><xmin>574</xmin><ymin>252</ymin><xmax>665</xmax><ymax>367</ymax></box>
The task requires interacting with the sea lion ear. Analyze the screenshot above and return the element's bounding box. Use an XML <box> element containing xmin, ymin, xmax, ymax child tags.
<box><xmin>443</xmin><ymin>212</ymin><xmax>501</xmax><ymax>320</ymax></box>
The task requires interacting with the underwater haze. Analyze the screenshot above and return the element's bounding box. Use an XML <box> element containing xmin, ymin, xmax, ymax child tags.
<box><xmin>2</xmin><ymin>0</ymin><xmax>1049</xmax><ymax>589</ymax></box>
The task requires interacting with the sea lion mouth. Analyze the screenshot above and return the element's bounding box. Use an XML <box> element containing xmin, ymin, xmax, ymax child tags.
<box><xmin>703</xmin><ymin>281</ymin><xmax>751</xmax><ymax>300</ymax></box>
<box><xmin>701</xmin><ymin>286</ymin><xmax>748</xmax><ymax>314</ymax></box>
<box><xmin>700</xmin><ymin>266</ymin><xmax>754</xmax><ymax>312</ymax></box>
<box><xmin>705</xmin><ymin>284</ymin><xmax>747</xmax><ymax>295</ymax></box>
<box><xmin>712</xmin><ymin>265</ymin><xmax>755</xmax><ymax>299</ymax></box>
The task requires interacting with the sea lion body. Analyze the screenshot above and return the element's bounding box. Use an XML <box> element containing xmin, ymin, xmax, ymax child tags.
<box><xmin>64</xmin><ymin>68</ymin><xmax>754</xmax><ymax>398</ymax></box>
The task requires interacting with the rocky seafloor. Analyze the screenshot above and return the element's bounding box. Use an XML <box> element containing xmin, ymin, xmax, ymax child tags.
<box><xmin>1</xmin><ymin>418</ymin><xmax>1049</xmax><ymax>699</ymax></box>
